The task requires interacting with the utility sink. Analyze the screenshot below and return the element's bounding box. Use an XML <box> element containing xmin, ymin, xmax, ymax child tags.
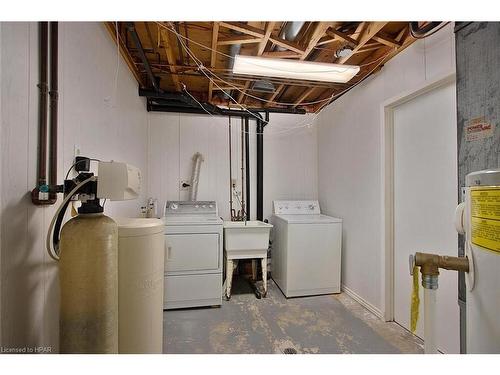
<box><xmin>223</xmin><ymin>220</ymin><xmax>273</xmax><ymax>299</ymax></box>
<box><xmin>223</xmin><ymin>221</ymin><xmax>273</xmax><ymax>259</ymax></box>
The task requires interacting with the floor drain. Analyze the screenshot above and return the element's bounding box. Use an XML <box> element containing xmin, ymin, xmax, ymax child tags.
<box><xmin>283</xmin><ymin>347</ymin><xmax>297</xmax><ymax>354</ymax></box>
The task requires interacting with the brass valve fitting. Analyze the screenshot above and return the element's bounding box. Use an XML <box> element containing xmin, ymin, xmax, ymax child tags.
<box><xmin>410</xmin><ymin>252</ymin><xmax>470</xmax><ymax>289</ymax></box>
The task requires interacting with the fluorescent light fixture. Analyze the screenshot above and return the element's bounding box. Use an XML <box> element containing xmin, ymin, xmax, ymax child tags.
<box><xmin>232</xmin><ymin>55</ymin><xmax>360</xmax><ymax>83</ymax></box>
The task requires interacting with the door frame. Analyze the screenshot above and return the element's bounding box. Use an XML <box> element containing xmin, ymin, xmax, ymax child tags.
<box><xmin>380</xmin><ymin>71</ymin><xmax>456</xmax><ymax>322</ymax></box>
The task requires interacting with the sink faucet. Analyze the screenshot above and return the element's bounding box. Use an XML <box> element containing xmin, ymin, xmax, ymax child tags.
<box><xmin>232</xmin><ymin>186</ymin><xmax>247</xmax><ymax>225</ymax></box>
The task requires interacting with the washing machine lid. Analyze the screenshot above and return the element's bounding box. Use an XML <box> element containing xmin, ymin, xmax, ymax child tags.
<box><xmin>274</xmin><ymin>214</ymin><xmax>342</xmax><ymax>224</ymax></box>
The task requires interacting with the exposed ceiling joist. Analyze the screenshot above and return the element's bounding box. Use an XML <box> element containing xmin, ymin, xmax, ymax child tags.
<box><xmin>325</xmin><ymin>28</ymin><xmax>358</xmax><ymax>47</ymax></box>
<box><xmin>159</xmin><ymin>28</ymin><xmax>181</xmax><ymax>91</ymax></box>
<box><xmin>208</xmin><ymin>22</ymin><xmax>219</xmax><ymax>101</ymax></box>
<box><xmin>267</xmin><ymin>22</ymin><xmax>331</xmax><ymax>105</ymax></box>
<box><xmin>337</xmin><ymin>22</ymin><xmax>388</xmax><ymax>64</ymax></box>
<box><xmin>217</xmin><ymin>35</ymin><xmax>262</xmax><ymax>45</ymax></box>
<box><xmin>372</xmin><ymin>33</ymin><xmax>402</xmax><ymax>49</ymax></box>
<box><xmin>220</xmin><ymin>21</ymin><xmax>305</xmax><ymax>54</ymax></box>
<box><xmin>301</xmin><ymin>22</ymin><xmax>333</xmax><ymax>60</ymax></box>
<box><xmin>114</xmin><ymin>22</ymin><xmax>416</xmax><ymax>112</ymax></box>
<box><xmin>257</xmin><ymin>21</ymin><xmax>276</xmax><ymax>56</ymax></box>
<box><xmin>240</xmin><ymin>21</ymin><xmax>278</xmax><ymax>105</ymax></box>
<box><xmin>293</xmin><ymin>87</ymin><xmax>316</xmax><ymax>107</ymax></box>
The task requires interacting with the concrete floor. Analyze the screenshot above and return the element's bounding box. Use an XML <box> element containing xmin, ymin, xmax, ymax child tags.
<box><xmin>163</xmin><ymin>278</ymin><xmax>423</xmax><ymax>354</ymax></box>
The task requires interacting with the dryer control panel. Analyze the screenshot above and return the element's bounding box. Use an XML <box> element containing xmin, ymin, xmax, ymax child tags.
<box><xmin>164</xmin><ymin>201</ymin><xmax>218</xmax><ymax>217</ymax></box>
<box><xmin>273</xmin><ymin>200</ymin><xmax>321</xmax><ymax>215</ymax></box>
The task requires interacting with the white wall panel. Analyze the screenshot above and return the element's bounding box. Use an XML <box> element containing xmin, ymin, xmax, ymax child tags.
<box><xmin>147</xmin><ymin>112</ymin><xmax>317</xmax><ymax>221</ymax></box>
<box><xmin>317</xmin><ymin>24</ymin><xmax>456</xmax><ymax>315</ymax></box>
<box><xmin>0</xmin><ymin>22</ymin><xmax>148</xmax><ymax>349</ymax></box>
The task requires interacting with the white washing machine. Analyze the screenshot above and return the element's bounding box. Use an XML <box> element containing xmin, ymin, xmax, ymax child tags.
<box><xmin>163</xmin><ymin>201</ymin><xmax>223</xmax><ymax>309</ymax></box>
<box><xmin>270</xmin><ymin>200</ymin><xmax>342</xmax><ymax>298</ymax></box>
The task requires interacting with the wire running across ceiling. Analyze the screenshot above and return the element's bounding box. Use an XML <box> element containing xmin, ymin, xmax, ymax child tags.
<box><xmin>106</xmin><ymin>21</ymin><xmax>417</xmax><ymax>113</ymax></box>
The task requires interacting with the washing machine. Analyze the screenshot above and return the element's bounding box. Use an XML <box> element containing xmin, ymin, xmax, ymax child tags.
<box><xmin>163</xmin><ymin>201</ymin><xmax>223</xmax><ymax>309</ymax></box>
<box><xmin>270</xmin><ymin>200</ymin><xmax>342</xmax><ymax>298</ymax></box>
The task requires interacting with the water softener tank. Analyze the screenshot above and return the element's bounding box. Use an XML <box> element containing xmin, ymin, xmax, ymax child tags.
<box><xmin>457</xmin><ymin>169</ymin><xmax>500</xmax><ymax>353</ymax></box>
<box><xmin>59</xmin><ymin>213</ymin><xmax>118</xmax><ymax>353</ymax></box>
<box><xmin>115</xmin><ymin>217</ymin><xmax>165</xmax><ymax>353</ymax></box>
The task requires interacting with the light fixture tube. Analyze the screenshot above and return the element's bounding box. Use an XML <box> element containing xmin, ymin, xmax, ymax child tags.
<box><xmin>232</xmin><ymin>55</ymin><xmax>360</xmax><ymax>83</ymax></box>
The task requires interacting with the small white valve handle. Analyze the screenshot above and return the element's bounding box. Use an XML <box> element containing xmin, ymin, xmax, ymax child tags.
<box><xmin>454</xmin><ymin>202</ymin><xmax>466</xmax><ymax>235</ymax></box>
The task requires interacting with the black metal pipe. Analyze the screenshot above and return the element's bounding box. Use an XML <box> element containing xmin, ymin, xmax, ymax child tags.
<box><xmin>256</xmin><ymin>118</ymin><xmax>264</xmax><ymax>221</ymax></box>
<box><xmin>147</xmin><ymin>102</ymin><xmax>305</xmax><ymax>116</ymax></box>
<box><xmin>49</xmin><ymin>22</ymin><xmax>58</xmax><ymax>197</ymax></box>
<box><xmin>127</xmin><ymin>22</ymin><xmax>160</xmax><ymax>91</ymax></box>
<box><xmin>37</xmin><ymin>22</ymin><xmax>49</xmax><ymax>187</ymax></box>
<box><xmin>245</xmin><ymin>116</ymin><xmax>250</xmax><ymax>220</ymax></box>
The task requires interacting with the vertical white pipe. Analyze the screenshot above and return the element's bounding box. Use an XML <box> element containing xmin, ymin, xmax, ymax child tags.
<box><xmin>189</xmin><ymin>152</ymin><xmax>203</xmax><ymax>201</ymax></box>
<box><xmin>424</xmin><ymin>288</ymin><xmax>438</xmax><ymax>354</ymax></box>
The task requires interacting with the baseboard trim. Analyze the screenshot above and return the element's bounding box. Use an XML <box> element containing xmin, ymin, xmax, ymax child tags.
<box><xmin>341</xmin><ymin>284</ymin><xmax>384</xmax><ymax>320</ymax></box>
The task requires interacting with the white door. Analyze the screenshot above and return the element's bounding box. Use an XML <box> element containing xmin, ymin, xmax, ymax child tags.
<box><xmin>393</xmin><ymin>81</ymin><xmax>459</xmax><ymax>353</ymax></box>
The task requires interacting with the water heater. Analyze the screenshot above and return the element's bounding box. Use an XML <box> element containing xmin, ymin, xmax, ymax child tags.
<box><xmin>456</xmin><ymin>169</ymin><xmax>500</xmax><ymax>353</ymax></box>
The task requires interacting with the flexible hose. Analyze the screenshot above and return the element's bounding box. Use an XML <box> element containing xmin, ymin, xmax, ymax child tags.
<box><xmin>46</xmin><ymin>176</ymin><xmax>96</xmax><ymax>261</ymax></box>
<box><xmin>189</xmin><ymin>152</ymin><xmax>203</xmax><ymax>201</ymax></box>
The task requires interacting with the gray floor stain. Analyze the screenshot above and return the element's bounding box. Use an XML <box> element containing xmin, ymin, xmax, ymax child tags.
<box><xmin>163</xmin><ymin>278</ymin><xmax>423</xmax><ymax>354</ymax></box>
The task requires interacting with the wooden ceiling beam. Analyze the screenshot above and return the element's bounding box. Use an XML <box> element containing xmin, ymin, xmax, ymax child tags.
<box><xmin>337</xmin><ymin>22</ymin><xmax>388</xmax><ymax>64</ymax></box>
<box><xmin>220</xmin><ymin>21</ymin><xmax>305</xmax><ymax>54</ymax></box>
<box><xmin>300</xmin><ymin>22</ymin><xmax>333</xmax><ymax>60</ymax></box>
<box><xmin>237</xmin><ymin>81</ymin><xmax>251</xmax><ymax>103</ymax></box>
<box><xmin>257</xmin><ymin>21</ymin><xmax>276</xmax><ymax>55</ymax></box>
<box><xmin>261</xmin><ymin>50</ymin><xmax>301</xmax><ymax>58</ymax></box>
<box><xmin>159</xmin><ymin>28</ymin><xmax>181</xmax><ymax>91</ymax></box>
<box><xmin>240</xmin><ymin>21</ymin><xmax>276</xmax><ymax>105</ymax></box>
<box><xmin>268</xmin><ymin>36</ymin><xmax>305</xmax><ymax>54</ymax></box>
<box><xmin>310</xmin><ymin>25</ymin><xmax>414</xmax><ymax>113</ymax></box>
<box><xmin>104</xmin><ymin>22</ymin><xmax>144</xmax><ymax>86</ymax></box>
<box><xmin>266</xmin><ymin>22</ymin><xmax>331</xmax><ymax>106</ymax></box>
<box><xmin>219</xmin><ymin>21</ymin><xmax>265</xmax><ymax>38</ymax></box>
<box><xmin>352</xmin><ymin>45</ymin><xmax>381</xmax><ymax>55</ymax></box>
<box><xmin>208</xmin><ymin>22</ymin><xmax>219</xmax><ymax>102</ymax></box>
<box><xmin>293</xmin><ymin>87</ymin><xmax>316</xmax><ymax>107</ymax></box>
<box><xmin>325</xmin><ymin>28</ymin><xmax>358</xmax><ymax>47</ymax></box>
<box><xmin>372</xmin><ymin>33</ymin><xmax>402</xmax><ymax>49</ymax></box>
<box><xmin>217</xmin><ymin>35</ymin><xmax>263</xmax><ymax>45</ymax></box>
<box><xmin>268</xmin><ymin>83</ymin><xmax>285</xmax><ymax>103</ymax></box>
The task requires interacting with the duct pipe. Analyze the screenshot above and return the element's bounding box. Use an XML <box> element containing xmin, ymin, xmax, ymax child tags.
<box><xmin>245</xmin><ymin>117</ymin><xmax>250</xmax><ymax>220</ymax></box>
<box><xmin>275</xmin><ymin>22</ymin><xmax>304</xmax><ymax>51</ymax></box>
<box><xmin>49</xmin><ymin>22</ymin><xmax>59</xmax><ymax>200</ymax></box>
<box><xmin>189</xmin><ymin>152</ymin><xmax>204</xmax><ymax>201</ymax></box>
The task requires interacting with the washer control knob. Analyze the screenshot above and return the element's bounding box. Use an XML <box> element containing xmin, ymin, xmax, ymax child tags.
<box><xmin>171</xmin><ymin>203</ymin><xmax>178</xmax><ymax>210</ymax></box>
<box><xmin>309</xmin><ymin>204</ymin><xmax>315</xmax><ymax>210</ymax></box>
